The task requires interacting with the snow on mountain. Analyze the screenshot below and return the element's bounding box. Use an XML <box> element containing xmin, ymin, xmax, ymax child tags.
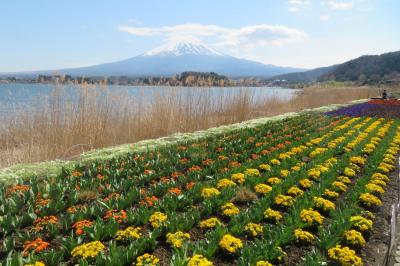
<box><xmin>4</xmin><ymin>38</ymin><xmax>305</xmax><ymax>77</ymax></box>
<box><xmin>141</xmin><ymin>37</ymin><xmax>225</xmax><ymax>57</ymax></box>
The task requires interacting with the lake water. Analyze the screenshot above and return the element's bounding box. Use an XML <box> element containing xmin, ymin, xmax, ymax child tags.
<box><xmin>0</xmin><ymin>83</ymin><xmax>300</xmax><ymax>119</ymax></box>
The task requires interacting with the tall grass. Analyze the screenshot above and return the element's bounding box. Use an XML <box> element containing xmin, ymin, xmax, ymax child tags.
<box><xmin>0</xmin><ymin>83</ymin><xmax>378</xmax><ymax>168</ymax></box>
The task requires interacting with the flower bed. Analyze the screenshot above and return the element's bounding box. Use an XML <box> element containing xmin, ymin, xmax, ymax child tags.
<box><xmin>326</xmin><ymin>99</ymin><xmax>400</xmax><ymax>118</ymax></box>
<box><xmin>0</xmin><ymin>111</ymin><xmax>399</xmax><ymax>266</ymax></box>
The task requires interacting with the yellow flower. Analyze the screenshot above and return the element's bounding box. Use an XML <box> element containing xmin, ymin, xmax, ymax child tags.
<box><xmin>307</xmin><ymin>168</ymin><xmax>321</xmax><ymax>180</ymax></box>
<box><xmin>231</xmin><ymin>173</ymin><xmax>245</xmax><ymax>184</ymax></box>
<box><xmin>188</xmin><ymin>255</ymin><xmax>213</xmax><ymax>266</ymax></box>
<box><xmin>274</xmin><ymin>194</ymin><xmax>294</xmax><ymax>207</ymax></box>
<box><xmin>216</xmin><ymin>179</ymin><xmax>236</xmax><ymax>189</ymax></box>
<box><xmin>254</xmin><ymin>184</ymin><xmax>272</xmax><ymax>195</ymax></box>
<box><xmin>270</xmin><ymin>159</ymin><xmax>280</xmax><ymax>165</ymax></box>
<box><xmin>371</xmin><ymin>173</ymin><xmax>389</xmax><ymax>183</ymax></box>
<box><xmin>327</xmin><ymin>245</ymin><xmax>362</xmax><ymax>266</ymax></box>
<box><xmin>337</xmin><ymin>176</ymin><xmax>351</xmax><ymax>184</ymax></box>
<box><xmin>370</xmin><ymin>179</ymin><xmax>386</xmax><ymax>187</ymax></box>
<box><xmin>323</xmin><ymin>189</ymin><xmax>339</xmax><ymax>199</ymax></box>
<box><xmin>316</xmin><ymin>164</ymin><xmax>329</xmax><ymax>173</ymax></box>
<box><xmin>24</xmin><ymin>262</ymin><xmax>45</xmax><ymax>266</ymax></box>
<box><xmin>201</xmin><ymin>188</ymin><xmax>221</xmax><ymax>198</ymax></box>
<box><xmin>278</xmin><ymin>153</ymin><xmax>291</xmax><ymax>160</ymax></box>
<box><xmin>267</xmin><ymin>177</ymin><xmax>282</xmax><ymax>185</ymax></box>
<box><xmin>244</xmin><ymin>222</ymin><xmax>263</xmax><ymax>237</ymax></box>
<box><xmin>115</xmin><ymin>226</ymin><xmax>141</xmax><ymax>241</ymax></box>
<box><xmin>287</xmin><ymin>186</ymin><xmax>304</xmax><ymax>197</ymax></box>
<box><xmin>294</xmin><ymin>228</ymin><xmax>314</xmax><ymax>243</ymax></box>
<box><xmin>221</xmin><ymin>202</ymin><xmax>240</xmax><ymax>216</ymax></box>
<box><xmin>199</xmin><ymin>217</ymin><xmax>222</xmax><ymax>229</ymax></box>
<box><xmin>343</xmin><ymin>230</ymin><xmax>365</xmax><ymax>246</ymax></box>
<box><xmin>365</xmin><ymin>183</ymin><xmax>385</xmax><ymax>194</ymax></box>
<box><xmin>135</xmin><ymin>253</ymin><xmax>159</xmax><ymax>266</ymax></box>
<box><xmin>291</xmin><ymin>165</ymin><xmax>301</xmax><ymax>172</ymax></box>
<box><xmin>359</xmin><ymin>193</ymin><xmax>382</xmax><ymax>207</ymax></box>
<box><xmin>332</xmin><ymin>181</ymin><xmax>347</xmax><ymax>193</ymax></box>
<box><xmin>149</xmin><ymin>212</ymin><xmax>168</xmax><ymax>228</ymax></box>
<box><xmin>71</xmin><ymin>241</ymin><xmax>105</xmax><ymax>259</ymax></box>
<box><xmin>309</xmin><ymin>147</ymin><xmax>328</xmax><ymax>158</ymax></box>
<box><xmin>166</xmin><ymin>231</ymin><xmax>190</xmax><ymax>248</ymax></box>
<box><xmin>280</xmin><ymin>170</ymin><xmax>290</xmax><ymax>178</ymax></box>
<box><xmin>344</xmin><ymin>167</ymin><xmax>356</xmax><ymax>178</ymax></box>
<box><xmin>264</xmin><ymin>208</ymin><xmax>283</xmax><ymax>223</ymax></box>
<box><xmin>244</xmin><ymin>168</ymin><xmax>260</xmax><ymax>176</ymax></box>
<box><xmin>299</xmin><ymin>179</ymin><xmax>313</xmax><ymax>189</ymax></box>
<box><xmin>258</xmin><ymin>164</ymin><xmax>271</xmax><ymax>171</ymax></box>
<box><xmin>324</xmin><ymin>157</ymin><xmax>338</xmax><ymax>168</ymax></box>
<box><xmin>313</xmin><ymin>197</ymin><xmax>335</xmax><ymax>212</ymax></box>
<box><xmin>350</xmin><ymin>216</ymin><xmax>373</xmax><ymax>232</ymax></box>
<box><xmin>300</xmin><ymin>209</ymin><xmax>324</xmax><ymax>226</ymax></box>
<box><xmin>350</xmin><ymin>156</ymin><xmax>366</xmax><ymax>165</ymax></box>
<box><xmin>219</xmin><ymin>234</ymin><xmax>243</xmax><ymax>253</ymax></box>
<box><xmin>256</xmin><ymin>261</ymin><xmax>273</xmax><ymax>266</ymax></box>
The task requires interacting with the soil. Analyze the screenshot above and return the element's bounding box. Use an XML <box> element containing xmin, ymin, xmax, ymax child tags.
<box><xmin>280</xmin><ymin>245</ymin><xmax>312</xmax><ymax>266</ymax></box>
<box><xmin>360</xmin><ymin>165</ymin><xmax>399</xmax><ymax>266</ymax></box>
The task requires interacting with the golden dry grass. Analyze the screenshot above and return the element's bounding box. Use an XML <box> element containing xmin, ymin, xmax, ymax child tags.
<box><xmin>0</xmin><ymin>83</ymin><xmax>379</xmax><ymax>168</ymax></box>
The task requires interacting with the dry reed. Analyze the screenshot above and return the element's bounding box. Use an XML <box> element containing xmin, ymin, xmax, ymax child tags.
<box><xmin>0</xmin><ymin>83</ymin><xmax>378</xmax><ymax>168</ymax></box>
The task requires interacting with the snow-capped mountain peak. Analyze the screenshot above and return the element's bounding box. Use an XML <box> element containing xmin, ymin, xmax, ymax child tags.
<box><xmin>141</xmin><ymin>37</ymin><xmax>224</xmax><ymax>57</ymax></box>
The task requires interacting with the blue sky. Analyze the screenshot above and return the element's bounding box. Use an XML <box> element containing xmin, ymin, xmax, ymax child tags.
<box><xmin>0</xmin><ymin>0</ymin><xmax>399</xmax><ymax>72</ymax></box>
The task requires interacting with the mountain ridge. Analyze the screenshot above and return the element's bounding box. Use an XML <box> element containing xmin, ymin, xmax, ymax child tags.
<box><xmin>1</xmin><ymin>40</ymin><xmax>304</xmax><ymax>78</ymax></box>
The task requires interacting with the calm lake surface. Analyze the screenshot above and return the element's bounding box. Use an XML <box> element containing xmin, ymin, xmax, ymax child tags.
<box><xmin>0</xmin><ymin>83</ymin><xmax>300</xmax><ymax>118</ymax></box>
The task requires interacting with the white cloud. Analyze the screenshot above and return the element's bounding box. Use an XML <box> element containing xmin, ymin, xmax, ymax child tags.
<box><xmin>289</xmin><ymin>6</ymin><xmax>302</xmax><ymax>13</ymax></box>
<box><xmin>320</xmin><ymin>15</ymin><xmax>331</xmax><ymax>21</ymax></box>
<box><xmin>118</xmin><ymin>23</ymin><xmax>307</xmax><ymax>48</ymax></box>
<box><xmin>288</xmin><ymin>0</ymin><xmax>311</xmax><ymax>6</ymax></box>
<box><xmin>325</xmin><ymin>1</ymin><xmax>354</xmax><ymax>10</ymax></box>
<box><xmin>287</xmin><ymin>0</ymin><xmax>311</xmax><ymax>12</ymax></box>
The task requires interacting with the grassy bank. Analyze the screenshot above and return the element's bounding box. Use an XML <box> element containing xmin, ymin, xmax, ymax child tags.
<box><xmin>0</xmin><ymin>84</ymin><xmax>378</xmax><ymax>169</ymax></box>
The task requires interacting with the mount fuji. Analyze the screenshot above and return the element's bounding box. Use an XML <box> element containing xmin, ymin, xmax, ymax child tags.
<box><xmin>7</xmin><ymin>38</ymin><xmax>305</xmax><ymax>77</ymax></box>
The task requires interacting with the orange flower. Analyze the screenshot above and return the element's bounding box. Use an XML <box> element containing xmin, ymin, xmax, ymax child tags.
<box><xmin>219</xmin><ymin>167</ymin><xmax>229</xmax><ymax>173</ymax></box>
<box><xmin>72</xmin><ymin>220</ymin><xmax>93</xmax><ymax>235</ymax></box>
<box><xmin>34</xmin><ymin>216</ymin><xmax>58</xmax><ymax>231</ymax></box>
<box><xmin>277</xmin><ymin>144</ymin><xmax>286</xmax><ymax>149</ymax></box>
<box><xmin>186</xmin><ymin>182</ymin><xmax>196</xmax><ymax>190</ymax></box>
<box><xmin>255</xmin><ymin>142</ymin><xmax>264</xmax><ymax>147</ymax></box>
<box><xmin>188</xmin><ymin>165</ymin><xmax>202</xmax><ymax>172</ymax></box>
<box><xmin>67</xmin><ymin>205</ymin><xmax>86</xmax><ymax>214</ymax></box>
<box><xmin>140</xmin><ymin>196</ymin><xmax>158</xmax><ymax>207</ymax></box>
<box><xmin>169</xmin><ymin>187</ymin><xmax>181</xmax><ymax>195</ymax></box>
<box><xmin>260</xmin><ymin>150</ymin><xmax>270</xmax><ymax>155</ymax></box>
<box><xmin>203</xmin><ymin>159</ymin><xmax>214</xmax><ymax>166</ymax></box>
<box><xmin>171</xmin><ymin>171</ymin><xmax>184</xmax><ymax>180</ymax></box>
<box><xmin>104</xmin><ymin>210</ymin><xmax>127</xmax><ymax>224</ymax></box>
<box><xmin>218</xmin><ymin>155</ymin><xmax>228</xmax><ymax>160</ymax></box>
<box><xmin>6</xmin><ymin>185</ymin><xmax>30</xmax><ymax>196</ymax></box>
<box><xmin>23</xmin><ymin>238</ymin><xmax>50</xmax><ymax>256</ymax></box>
<box><xmin>228</xmin><ymin>161</ymin><xmax>241</xmax><ymax>168</ymax></box>
<box><xmin>160</xmin><ymin>176</ymin><xmax>171</xmax><ymax>184</ymax></box>
<box><xmin>35</xmin><ymin>198</ymin><xmax>50</xmax><ymax>207</ymax></box>
<box><xmin>178</xmin><ymin>146</ymin><xmax>188</xmax><ymax>150</ymax></box>
<box><xmin>72</xmin><ymin>170</ymin><xmax>82</xmax><ymax>177</ymax></box>
<box><xmin>96</xmin><ymin>174</ymin><xmax>105</xmax><ymax>180</ymax></box>
<box><xmin>140</xmin><ymin>188</ymin><xmax>147</xmax><ymax>195</ymax></box>
<box><xmin>251</xmin><ymin>154</ymin><xmax>259</xmax><ymax>159</ymax></box>
<box><xmin>144</xmin><ymin>169</ymin><xmax>154</xmax><ymax>175</ymax></box>
<box><xmin>216</xmin><ymin>147</ymin><xmax>224</xmax><ymax>152</ymax></box>
<box><xmin>103</xmin><ymin>193</ymin><xmax>120</xmax><ymax>202</ymax></box>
